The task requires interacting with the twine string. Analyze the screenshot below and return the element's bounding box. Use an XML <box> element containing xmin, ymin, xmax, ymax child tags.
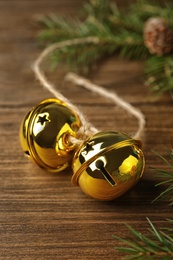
<box><xmin>33</xmin><ymin>37</ymin><xmax>99</xmax><ymax>142</ymax></box>
<box><xmin>65</xmin><ymin>72</ymin><xmax>145</xmax><ymax>139</ymax></box>
<box><xmin>33</xmin><ymin>37</ymin><xmax>145</xmax><ymax>144</ymax></box>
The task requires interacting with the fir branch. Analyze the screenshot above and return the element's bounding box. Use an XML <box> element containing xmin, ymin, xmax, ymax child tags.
<box><xmin>50</xmin><ymin>41</ymin><xmax>109</xmax><ymax>73</ymax></box>
<box><xmin>151</xmin><ymin>150</ymin><xmax>173</xmax><ymax>205</ymax></box>
<box><xmin>37</xmin><ymin>0</ymin><xmax>173</xmax><ymax>94</ymax></box>
<box><xmin>113</xmin><ymin>218</ymin><xmax>173</xmax><ymax>259</ymax></box>
<box><xmin>37</xmin><ymin>2</ymin><xmax>148</xmax><ymax>73</ymax></box>
<box><xmin>145</xmin><ymin>55</ymin><xmax>173</xmax><ymax>95</ymax></box>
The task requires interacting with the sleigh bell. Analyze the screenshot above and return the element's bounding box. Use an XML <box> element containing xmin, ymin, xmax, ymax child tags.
<box><xmin>20</xmin><ymin>98</ymin><xmax>81</xmax><ymax>172</ymax></box>
<box><xmin>72</xmin><ymin>131</ymin><xmax>145</xmax><ymax>201</ymax></box>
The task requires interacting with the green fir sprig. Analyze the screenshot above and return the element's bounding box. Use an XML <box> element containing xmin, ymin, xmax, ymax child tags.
<box><xmin>114</xmin><ymin>218</ymin><xmax>173</xmax><ymax>260</ymax></box>
<box><xmin>151</xmin><ymin>150</ymin><xmax>173</xmax><ymax>205</ymax></box>
<box><xmin>38</xmin><ymin>0</ymin><xmax>173</xmax><ymax>95</ymax></box>
<box><xmin>145</xmin><ymin>55</ymin><xmax>173</xmax><ymax>94</ymax></box>
<box><xmin>114</xmin><ymin>150</ymin><xmax>173</xmax><ymax>259</ymax></box>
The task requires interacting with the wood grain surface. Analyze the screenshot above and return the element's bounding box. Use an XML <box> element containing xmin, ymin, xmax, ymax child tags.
<box><xmin>0</xmin><ymin>1</ymin><xmax>173</xmax><ymax>259</ymax></box>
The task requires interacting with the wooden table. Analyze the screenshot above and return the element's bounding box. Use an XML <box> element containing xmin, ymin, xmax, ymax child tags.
<box><xmin>1</xmin><ymin>1</ymin><xmax>173</xmax><ymax>259</ymax></box>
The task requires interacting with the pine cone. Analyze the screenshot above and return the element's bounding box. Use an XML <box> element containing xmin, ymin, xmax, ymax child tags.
<box><xmin>144</xmin><ymin>17</ymin><xmax>173</xmax><ymax>56</ymax></box>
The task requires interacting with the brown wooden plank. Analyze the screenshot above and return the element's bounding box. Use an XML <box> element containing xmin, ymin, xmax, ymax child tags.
<box><xmin>0</xmin><ymin>1</ymin><xmax>173</xmax><ymax>259</ymax></box>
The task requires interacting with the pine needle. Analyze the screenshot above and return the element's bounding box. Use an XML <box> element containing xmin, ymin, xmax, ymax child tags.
<box><xmin>151</xmin><ymin>150</ymin><xmax>173</xmax><ymax>205</ymax></box>
<box><xmin>113</xmin><ymin>218</ymin><xmax>173</xmax><ymax>259</ymax></box>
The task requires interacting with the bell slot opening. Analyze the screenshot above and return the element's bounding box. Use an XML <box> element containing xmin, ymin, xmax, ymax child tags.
<box><xmin>24</xmin><ymin>151</ymin><xmax>30</xmax><ymax>157</ymax></box>
<box><xmin>95</xmin><ymin>159</ymin><xmax>116</xmax><ymax>187</ymax></box>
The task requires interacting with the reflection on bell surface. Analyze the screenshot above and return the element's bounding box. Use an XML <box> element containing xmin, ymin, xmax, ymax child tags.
<box><xmin>72</xmin><ymin>131</ymin><xmax>145</xmax><ymax>201</ymax></box>
<box><xmin>20</xmin><ymin>98</ymin><xmax>81</xmax><ymax>172</ymax></box>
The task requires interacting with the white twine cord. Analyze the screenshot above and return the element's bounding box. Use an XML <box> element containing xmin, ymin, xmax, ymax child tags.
<box><xmin>33</xmin><ymin>37</ymin><xmax>145</xmax><ymax>144</ymax></box>
<box><xmin>33</xmin><ymin>37</ymin><xmax>99</xmax><ymax>143</ymax></box>
<box><xmin>65</xmin><ymin>72</ymin><xmax>145</xmax><ymax>139</ymax></box>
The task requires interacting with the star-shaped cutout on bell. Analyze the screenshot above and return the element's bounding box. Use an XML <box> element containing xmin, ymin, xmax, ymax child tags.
<box><xmin>37</xmin><ymin>114</ymin><xmax>50</xmax><ymax>125</ymax></box>
<box><xmin>84</xmin><ymin>141</ymin><xmax>95</xmax><ymax>154</ymax></box>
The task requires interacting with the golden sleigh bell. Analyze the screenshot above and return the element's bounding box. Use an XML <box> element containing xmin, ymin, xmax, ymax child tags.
<box><xmin>20</xmin><ymin>98</ymin><xmax>145</xmax><ymax>201</ymax></box>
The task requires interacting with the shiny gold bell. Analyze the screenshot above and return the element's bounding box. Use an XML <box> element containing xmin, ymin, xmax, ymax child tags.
<box><xmin>72</xmin><ymin>131</ymin><xmax>145</xmax><ymax>201</ymax></box>
<box><xmin>20</xmin><ymin>98</ymin><xmax>81</xmax><ymax>172</ymax></box>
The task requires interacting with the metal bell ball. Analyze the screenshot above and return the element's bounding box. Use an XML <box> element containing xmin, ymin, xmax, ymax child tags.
<box><xmin>72</xmin><ymin>131</ymin><xmax>145</xmax><ymax>201</ymax></box>
<box><xmin>20</xmin><ymin>98</ymin><xmax>81</xmax><ymax>172</ymax></box>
